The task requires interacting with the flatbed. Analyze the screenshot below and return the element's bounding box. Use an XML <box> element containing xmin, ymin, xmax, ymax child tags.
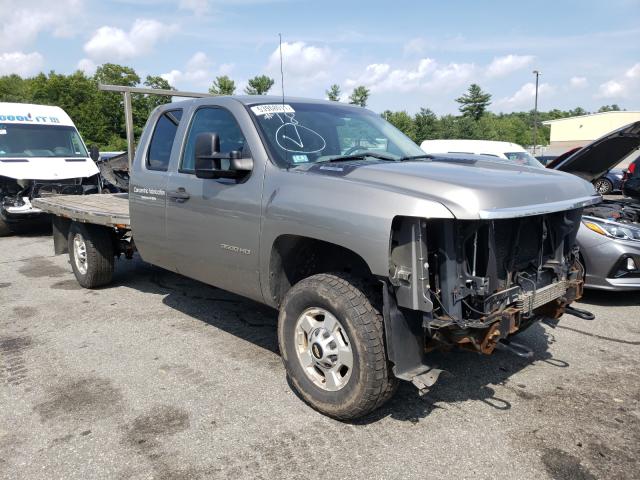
<box><xmin>32</xmin><ymin>193</ymin><xmax>130</xmax><ymax>228</ymax></box>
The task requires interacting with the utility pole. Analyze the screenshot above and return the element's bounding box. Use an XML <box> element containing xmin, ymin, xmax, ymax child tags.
<box><xmin>532</xmin><ymin>70</ymin><xmax>541</xmax><ymax>155</ymax></box>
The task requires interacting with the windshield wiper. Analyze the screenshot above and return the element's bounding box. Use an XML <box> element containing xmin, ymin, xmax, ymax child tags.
<box><xmin>398</xmin><ymin>154</ymin><xmax>433</xmax><ymax>162</ymax></box>
<box><xmin>318</xmin><ymin>152</ymin><xmax>397</xmax><ymax>163</ymax></box>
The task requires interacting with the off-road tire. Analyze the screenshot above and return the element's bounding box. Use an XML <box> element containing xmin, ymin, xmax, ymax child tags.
<box><xmin>68</xmin><ymin>222</ymin><xmax>114</xmax><ymax>288</ymax></box>
<box><xmin>278</xmin><ymin>273</ymin><xmax>397</xmax><ymax>420</ymax></box>
<box><xmin>0</xmin><ymin>216</ymin><xmax>12</xmax><ymax>237</ymax></box>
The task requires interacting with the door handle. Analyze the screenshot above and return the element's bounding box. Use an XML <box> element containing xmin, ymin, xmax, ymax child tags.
<box><xmin>167</xmin><ymin>188</ymin><xmax>190</xmax><ymax>202</ymax></box>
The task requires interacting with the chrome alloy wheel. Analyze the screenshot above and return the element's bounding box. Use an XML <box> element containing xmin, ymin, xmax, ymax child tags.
<box><xmin>73</xmin><ymin>233</ymin><xmax>88</xmax><ymax>275</ymax></box>
<box><xmin>294</xmin><ymin>307</ymin><xmax>353</xmax><ymax>391</ymax></box>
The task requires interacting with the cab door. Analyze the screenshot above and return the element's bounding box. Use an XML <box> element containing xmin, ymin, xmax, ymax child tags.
<box><xmin>164</xmin><ymin>105</ymin><xmax>263</xmax><ymax>302</ymax></box>
<box><xmin>129</xmin><ymin>108</ymin><xmax>183</xmax><ymax>270</ymax></box>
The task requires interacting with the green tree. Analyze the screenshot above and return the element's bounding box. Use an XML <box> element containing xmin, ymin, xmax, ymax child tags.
<box><xmin>244</xmin><ymin>75</ymin><xmax>274</xmax><ymax>95</ymax></box>
<box><xmin>209</xmin><ymin>75</ymin><xmax>236</xmax><ymax>95</ymax></box>
<box><xmin>413</xmin><ymin>108</ymin><xmax>439</xmax><ymax>143</ymax></box>
<box><xmin>349</xmin><ymin>85</ymin><xmax>370</xmax><ymax>107</ymax></box>
<box><xmin>382</xmin><ymin>110</ymin><xmax>415</xmax><ymax>140</ymax></box>
<box><xmin>144</xmin><ymin>75</ymin><xmax>174</xmax><ymax>110</ymax></box>
<box><xmin>0</xmin><ymin>74</ymin><xmax>33</xmax><ymax>103</ymax></box>
<box><xmin>326</xmin><ymin>84</ymin><xmax>341</xmax><ymax>101</ymax></box>
<box><xmin>568</xmin><ymin>107</ymin><xmax>588</xmax><ymax>117</ymax></box>
<box><xmin>598</xmin><ymin>104</ymin><xmax>621</xmax><ymax>112</ymax></box>
<box><xmin>455</xmin><ymin>84</ymin><xmax>492</xmax><ymax>120</ymax></box>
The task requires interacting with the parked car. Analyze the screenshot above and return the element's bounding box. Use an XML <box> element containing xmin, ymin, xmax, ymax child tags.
<box><xmin>550</xmin><ymin>121</ymin><xmax>640</xmax><ymax>290</ymax></box>
<box><xmin>546</xmin><ymin>147</ymin><xmax>625</xmax><ymax>194</ymax></box>
<box><xmin>594</xmin><ymin>168</ymin><xmax>624</xmax><ymax>194</ymax></box>
<box><xmin>420</xmin><ymin>139</ymin><xmax>543</xmax><ymax>167</ymax></box>
<box><xmin>535</xmin><ymin>155</ymin><xmax>558</xmax><ymax>166</ymax></box>
<box><xmin>34</xmin><ymin>93</ymin><xmax>598</xmax><ymax>419</ymax></box>
<box><xmin>0</xmin><ymin>102</ymin><xmax>100</xmax><ymax>236</ymax></box>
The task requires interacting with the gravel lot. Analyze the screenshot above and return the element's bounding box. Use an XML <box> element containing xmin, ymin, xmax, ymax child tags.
<box><xmin>1</xmin><ymin>229</ymin><xmax>639</xmax><ymax>480</ymax></box>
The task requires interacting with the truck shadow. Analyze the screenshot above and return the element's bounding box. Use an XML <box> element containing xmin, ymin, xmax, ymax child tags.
<box><xmin>114</xmin><ymin>260</ymin><xmax>563</xmax><ymax>424</ymax></box>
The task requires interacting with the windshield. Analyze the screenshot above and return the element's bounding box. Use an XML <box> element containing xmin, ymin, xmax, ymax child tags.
<box><xmin>503</xmin><ymin>151</ymin><xmax>543</xmax><ymax>168</ymax></box>
<box><xmin>0</xmin><ymin>124</ymin><xmax>88</xmax><ymax>158</ymax></box>
<box><xmin>249</xmin><ymin>102</ymin><xmax>425</xmax><ymax>167</ymax></box>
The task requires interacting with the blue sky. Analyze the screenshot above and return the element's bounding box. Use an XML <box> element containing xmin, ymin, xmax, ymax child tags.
<box><xmin>1</xmin><ymin>0</ymin><xmax>639</xmax><ymax>114</ymax></box>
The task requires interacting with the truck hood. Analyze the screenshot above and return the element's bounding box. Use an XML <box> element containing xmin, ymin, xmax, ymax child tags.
<box><xmin>0</xmin><ymin>157</ymin><xmax>99</xmax><ymax>180</ymax></box>
<box><xmin>549</xmin><ymin>120</ymin><xmax>640</xmax><ymax>181</ymax></box>
<box><xmin>306</xmin><ymin>157</ymin><xmax>600</xmax><ymax>219</ymax></box>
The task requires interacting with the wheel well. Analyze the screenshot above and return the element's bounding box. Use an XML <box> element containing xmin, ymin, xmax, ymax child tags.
<box><xmin>268</xmin><ymin>235</ymin><xmax>373</xmax><ymax>306</ymax></box>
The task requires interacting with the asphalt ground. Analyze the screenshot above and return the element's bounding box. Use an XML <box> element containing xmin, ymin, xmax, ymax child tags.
<box><xmin>1</xmin><ymin>228</ymin><xmax>639</xmax><ymax>480</ymax></box>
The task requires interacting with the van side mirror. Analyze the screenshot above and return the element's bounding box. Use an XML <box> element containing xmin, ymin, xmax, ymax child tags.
<box><xmin>194</xmin><ymin>132</ymin><xmax>253</xmax><ymax>180</ymax></box>
<box><xmin>89</xmin><ymin>145</ymin><xmax>100</xmax><ymax>162</ymax></box>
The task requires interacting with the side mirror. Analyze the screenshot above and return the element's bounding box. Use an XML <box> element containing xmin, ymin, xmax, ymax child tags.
<box><xmin>194</xmin><ymin>132</ymin><xmax>253</xmax><ymax>180</ymax></box>
<box><xmin>89</xmin><ymin>145</ymin><xmax>100</xmax><ymax>162</ymax></box>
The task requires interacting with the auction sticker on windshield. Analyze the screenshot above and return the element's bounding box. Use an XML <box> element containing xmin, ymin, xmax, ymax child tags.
<box><xmin>251</xmin><ymin>104</ymin><xmax>295</xmax><ymax>116</ymax></box>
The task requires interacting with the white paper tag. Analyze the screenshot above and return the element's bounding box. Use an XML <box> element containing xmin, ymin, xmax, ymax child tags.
<box><xmin>0</xmin><ymin>129</ymin><xmax>6</xmax><ymax>135</ymax></box>
<box><xmin>250</xmin><ymin>104</ymin><xmax>295</xmax><ymax>116</ymax></box>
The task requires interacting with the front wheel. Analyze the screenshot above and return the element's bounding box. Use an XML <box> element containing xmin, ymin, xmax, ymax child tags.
<box><xmin>278</xmin><ymin>273</ymin><xmax>397</xmax><ymax>420</ymax></box>
<box><xmin>594</xmin><ymin>178</ymin><xmax>613</xmax><ymax>194</ymax></box>
<box><xmin>68</xmin><ymin>222</ymin><xmax>114</xmax><ymax>288</ymax></box>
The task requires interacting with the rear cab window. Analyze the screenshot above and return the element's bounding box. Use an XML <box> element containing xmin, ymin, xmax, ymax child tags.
<box><xmin>146</xmin><ymin>109</ymin><xmax>183</xmax><ymax>171</ymax></box>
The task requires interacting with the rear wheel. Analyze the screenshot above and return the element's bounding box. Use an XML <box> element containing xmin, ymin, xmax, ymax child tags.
<box><xmin>0</xmin><ymin>216</ymin><xmax>12</xmax><ymax>237</ymax></box>
<box><xmin>68</xmin><ymin>223</ymin><xmax>114</xmax><ymax>288</ymax></box>
<box><xmin>278</xmin><ymin>273</ymin><xmax>397</xmax><ymax>420</ymax></box>
<box><xmin>594</xmin><ymin>178</ymin><xmax>613</xmax><ymax>194</ymax></box>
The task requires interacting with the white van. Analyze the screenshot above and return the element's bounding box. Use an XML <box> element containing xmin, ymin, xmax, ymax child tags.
<box><xmin>420</xmin><ymin>139</ymin><xmax>542</xmax><ymax>167</ymax></box>
<box><xmin>0</xmin><ymin>102</ymin><xmax>99</xmax><ymax>234</ymax></box>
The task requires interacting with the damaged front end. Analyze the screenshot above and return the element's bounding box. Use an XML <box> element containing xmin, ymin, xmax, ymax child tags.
<box><xmin>0</xmin><ymin>175</ymin><xmax>99</xmax><ymax>223</ymax></box>
<box><xmin>385</xmin><ymin>209</ymin><xmax>587</xmax><ymax>391</ymax></box>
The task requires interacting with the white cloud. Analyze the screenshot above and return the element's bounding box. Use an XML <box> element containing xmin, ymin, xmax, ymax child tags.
<box><xmin>179</xmin><ymin>0</ymin><xmax>209</xmax><ymax>14</ymax></box>
<box><xmin>0</xmin><ymin>0</ymin><xmax>82</xmax><ymax>52</ymax></box>
<box><xmin>569</xmin><ymin>76</ymin><xmax>588</xmax><ymax>88</ymax></box>
<box><xmin>83</xmin><ymin>19</ymin><xmax>175</xmax><ymax>62</ymax></box>
<box><xmin>403</xmin><ymin>37</ymin><xmax>428</xmax><ymax>56</ymax></box>
<box><xmin>625</xmin><ymin>63</ymin><xmax>640</xmax><ymax>79</ymax></box>
<box><xmin>161</xmin><ymin>51</ymin><xmax>222</xmax><ymax>88</ymax></box>
<box><xmin>598</xmin><ymin>80</ymin><xmax>625</xmax><ymax>98</ymax></box>
<box><xmin>77</xmin><ymin>58</ymin><xmax>97</xmax><ymax>75</ymax></box>
<box><xmin>345</xmin><ymin>58</ymin><xmax>473</xmax><ymax>94</ymax></box>
<box><xmin>596</xmin><ymin>62</ymin><xmax>640</xmax><ymax>98</ymax></box>
<box><xmin>485</xmin><ymin>54</ymin><xmax>534</xmax><ymax>78</ymax></box>
<box><xmin>267</xmin><ymin>41</ymin><xmax>334</xmax><ymax>82</ymax></box>
<box><xmin>496</xmin><ymin>82</ymin><xmax>554</xmax><ymax>109</ymax></box>
<box><xmin>0</xmin><ymin>51</ymin><xmax>44</xmax><ymax>76</ymax></box>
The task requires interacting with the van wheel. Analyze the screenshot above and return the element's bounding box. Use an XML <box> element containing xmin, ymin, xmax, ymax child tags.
<box><xmin>278</xmin><ymin>273</ymin><xmax>397</xmax><ymax>420</ymax></box>
<box><xmin>0</xmin><ymin>216</ymin><xmax>12</xmax><ymax>237</ymax></box>
<box><xmin>68</xmin><ymin>223</ymin><xmax>114</xmax><ymax>288</ymax></box>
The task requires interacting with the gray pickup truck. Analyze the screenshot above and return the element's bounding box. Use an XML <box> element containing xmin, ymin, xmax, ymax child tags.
<box><xmin>35</xmin><ymin>94</ymin><xmax>600</xmax><ymax>419</ymax></box>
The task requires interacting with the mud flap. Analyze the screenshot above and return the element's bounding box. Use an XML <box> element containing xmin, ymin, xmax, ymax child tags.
<box><xmin>52</xmin><ymin>216</ymin><xmax>71</xmax><ymax>255</ymax></box>
<box><xmin>382</xmin><ymin>282</ymin><xmax>445</xmax><ymax>393</ymax></box>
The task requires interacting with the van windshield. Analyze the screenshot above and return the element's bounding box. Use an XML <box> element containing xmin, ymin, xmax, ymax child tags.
<box><xmin>249</xmin><ymin>102</ymin><xmax>425</xmax><ymax>167</ymax></box>
<box><xmin>0</xmin><ymin>124</ymin><xmax>88</xmax><ymax>158</ymax></box>
<box><xmin>503</xmin><ymin>151</ymin><xmax>543</xmax><ymax>168</ymax></box>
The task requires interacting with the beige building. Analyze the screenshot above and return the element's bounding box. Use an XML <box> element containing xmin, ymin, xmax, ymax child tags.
<box><xmin>542</xmin><ymin>111</ymin><xmax>640</xmax><ymax>168</ymax></box>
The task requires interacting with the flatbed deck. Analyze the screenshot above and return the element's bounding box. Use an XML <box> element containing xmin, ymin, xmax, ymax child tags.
<box><xmin>32</xmin><ymin>193</ymin><xmax>130</xmax><ymax>228</ymax></box>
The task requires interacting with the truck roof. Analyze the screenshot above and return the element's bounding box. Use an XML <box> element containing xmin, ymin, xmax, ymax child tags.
<box><xmin>162</xmin><ymin>95</ymin><xmax>356</xmax><ymax>110</ymax></box>
<box><xmin>0</xmin><ymin>102</ymin><xmax>76</xmax><ymax>127</ymax></box>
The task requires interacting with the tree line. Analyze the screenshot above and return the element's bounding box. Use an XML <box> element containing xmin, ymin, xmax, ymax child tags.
<box><xmin>0</xmin><ymin>63</ymin><xmax>623</xmax><ymax>151</ymax></box>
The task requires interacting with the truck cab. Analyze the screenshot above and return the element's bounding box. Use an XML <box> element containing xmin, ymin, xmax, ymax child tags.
<box><xmin>0</xmin><ymin>102</ymin><xmax>99</xmax><ymax>235</ymax></box>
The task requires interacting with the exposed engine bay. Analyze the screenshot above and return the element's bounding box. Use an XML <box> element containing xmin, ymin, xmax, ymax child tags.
<box><xmin>389</xmin><ymin>209</ymin><xmax>584</xmax><ymax>360</ymax></box>
<box><xmin>0</xmin><ymin>175</ymin><xmax>99</xmax><ymax>220</ymax></box>
<box><xmin>584</xmin><ymin>198</ymin><xmax>640</xmax><ymax>225</ymax></box>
